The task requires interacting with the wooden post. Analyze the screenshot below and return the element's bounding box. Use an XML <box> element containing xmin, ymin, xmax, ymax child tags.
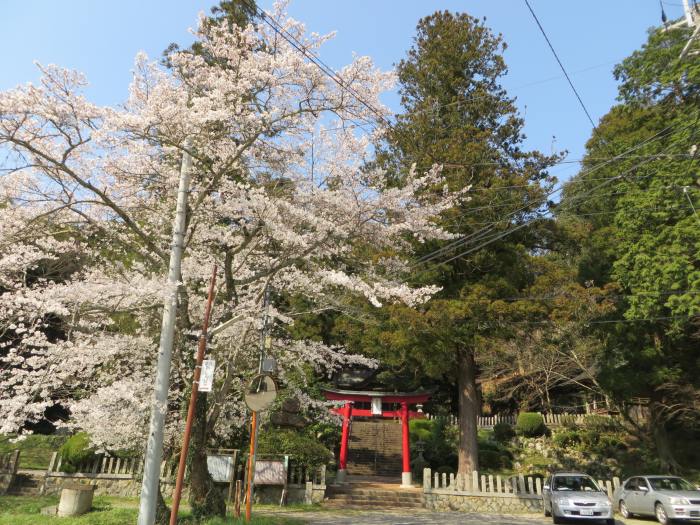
<box><xmin>234</xmin><ymin>479</ymin><xmax>242</xmax><ymax>517</ymax></box>
<box><xmin>245</xmin><ymin>411</ymin><xmax>258</xmax><ymax>522</ymax></box>
<box><xmin>47</xmin><ymin>452</ymin><xmax>58</xmax><ymax>473</ymax></box>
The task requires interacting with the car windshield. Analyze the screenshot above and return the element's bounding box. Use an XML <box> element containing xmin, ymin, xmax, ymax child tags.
<box><xmin>648</xmin><ymin>477</ymin><xmax>696</xmax><ymax>491</ymax></box>
<box><xmin>553</xmin><ymin>476</ymin><xmax>601</xmax><ymax>492</ymax></box>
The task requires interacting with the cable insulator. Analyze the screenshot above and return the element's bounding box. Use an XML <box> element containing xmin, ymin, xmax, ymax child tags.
<box><xmin>660</xmin><ymin>0</ymin><xmax>668</xmax><ymax>25</ymax></box>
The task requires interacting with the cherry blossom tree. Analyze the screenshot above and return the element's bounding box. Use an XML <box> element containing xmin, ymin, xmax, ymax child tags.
<box><xmin>0</xmin><ymin>2</ymin><xmax>465</xmax><ymax>517</ymax></box>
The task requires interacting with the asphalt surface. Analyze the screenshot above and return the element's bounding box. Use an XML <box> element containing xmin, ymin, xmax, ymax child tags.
<box><xmin>262</xmin><ymin>509</ymin><xmax>669</xmax><ymax>525</ymax></box>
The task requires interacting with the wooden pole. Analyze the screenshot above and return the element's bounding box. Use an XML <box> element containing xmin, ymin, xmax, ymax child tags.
<box><xmin>245</xmin><ymin>411</ymin><xmax>258</xmax><ymax>522</ymax></box>
<box><xmin>168</xmin><ymin>264</ymin><xmax>217</xmax><ymax>525</ymax></box>
<box><xmin>234</xmin><ymin>479</ymin><xmax>242</xmax><ymax>517</ymax></box>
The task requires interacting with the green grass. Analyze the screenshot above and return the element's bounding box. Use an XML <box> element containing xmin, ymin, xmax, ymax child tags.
<box><xmin>0</xmin><ymin>496</ymin><xmax>306</xmax><ymax>525</ymax></box>
<box><xmin>0</xmin><ymin>434</ymin><xmax>67</xmax><ymax>470</ymax></box>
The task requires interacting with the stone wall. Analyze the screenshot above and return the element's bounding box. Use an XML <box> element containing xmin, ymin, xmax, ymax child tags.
<box><xmin>255</xmin><ymin>482</ymin><xmax>326</xmax><ymax>505</ymax></box>
<box><xmin>424</xmin><ymin>490</ymin><xmax>542</xmax><ymax>513</ymax></box>
<box><xmin>42</xmin><ymin>474</ymin><xmax>183</xmax><ymax>499</ymax></box>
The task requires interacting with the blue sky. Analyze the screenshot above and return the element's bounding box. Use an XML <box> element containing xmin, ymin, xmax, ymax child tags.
<box><xmin>1</xmin><ymin>1</ymin><xmax>683</xmax><ymax>184</ymax></box>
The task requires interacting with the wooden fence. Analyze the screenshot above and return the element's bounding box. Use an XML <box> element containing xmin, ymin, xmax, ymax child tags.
<box><xmin>426</xmin><ymin>412</ymin><xmax>619</xmax><ymax>429</ymax></box>
<box><xmin>46</xmin><ymin>450</ymin><xmax>324</xmax><ymax>487</ymax></box>
<box><xmin>0</xmin><ymin>450</ymin><xmax>20</xmax><ymax>474</ymax></box>
<box><xmin>423</xmin><ymin>468</ymin><xmax>621</xmax><ymax>500</ymax></box>
<box><xmin>47</xmin><ymin>452</ymin><xmax>176</xmax><ymax>481</ymax></box>
<box><xmin>286</xmin><ymin>464</ymin><xmax>326</xmax><ymax>487</ymax></box>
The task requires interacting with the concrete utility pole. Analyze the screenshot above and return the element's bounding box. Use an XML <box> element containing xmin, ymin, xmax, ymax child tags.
<box><xmin>682</xmin><ymin>0</ymin><xmax>697</xmax><ymax>27</ymax></box>
<box><xmin>138</xmin><ymin>138</ymin><xmax>193</xmax><ymax>525</ymax></box>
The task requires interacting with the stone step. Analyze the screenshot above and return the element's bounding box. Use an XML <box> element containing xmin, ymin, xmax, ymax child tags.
<box><xmin>323</xmin><ymin>502</ymin><xmax>425</xmax><ymax>509</ymax></box>
<box><xmin>8</xmin><ymin>473</ymin><xmax>44</xmax><ymax>496</ymax></box>
<box><xmin>326</xmin><ymin>496</ymin><xmax>424</xmax><ymax>504</ymax></box>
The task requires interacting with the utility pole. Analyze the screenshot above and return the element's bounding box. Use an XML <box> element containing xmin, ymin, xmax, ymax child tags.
<box><xmin>245</xmin><ymin>286</ymin><xmax>272</xmax><ymax>522</ymax></box>
<box><xmin>138</xmin><ymin>138</ymin><xmax>193</xmax><ymax>525</ymax></box>
<box><xmin>682</xmin><ymin>0</ymin><xmax>697</xmax><ymax>27</ymax></box>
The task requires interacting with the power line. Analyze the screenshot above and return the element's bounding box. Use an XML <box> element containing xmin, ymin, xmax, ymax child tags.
<box><xmin>238</xmin><ymin>0</ymin><xmax>389</xmax><ymax>129</ymax></box>
<box><xmin>523</xmin><ymin>0</ymin><xmax>598</xmax><ymax>129</ymax></box>
<box><xmin>414</xmin><ymin>119</ymin><xmax>692</xmax><ymax>266</ymax></box>
<box><xmin>493</xmin><ymin>289</ymin><xmax>700</xmax><ymax>303</ymax></box>
<box><xmin>506</xmin><ymin>314</ymin><xmax>699</xmax><ymax>326</ymax></box>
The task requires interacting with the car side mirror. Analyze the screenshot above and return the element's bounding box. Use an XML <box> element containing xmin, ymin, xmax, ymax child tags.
<box><xmin>543</xmin><ymin>485</ymin><xmax>550</xmax><ymax>491</ymax></box>
<box><xmin>639</xmin><ymin>486</ymin><xmax>649</xmax><ymax>492</ymax></box>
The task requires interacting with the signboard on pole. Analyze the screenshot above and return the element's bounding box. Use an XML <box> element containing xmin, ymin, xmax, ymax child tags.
<box><xmin>207</xmin><ymin>454</ymin><xmax>236</xmax><ymax>483</ymax></box>
<box><xmin>199</xmin><ymin>359</ymin><xmax>216</xmax><ymax>392</ymax></box>
<box><xmin>254</xmin><ymin>459</ymin><xmax>288</xmax><ymax>485</ymax></box>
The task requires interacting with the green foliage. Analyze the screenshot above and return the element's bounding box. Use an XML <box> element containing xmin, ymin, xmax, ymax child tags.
<box><xmin>582</xmin><ymin>415</ymin><xmax>620</xmax><ymax>433</ymax></box>
<box><xmin>477</xmin><ymin>431</ymin><xmax>513</xmax><ymax>471</ymax></box>
<box><xmin>335</xmin><ymin>8</ymin><xmax>560</xmax><ymax>471</ymax></box>
<box><xmin>0</xmin><ymin>434</ymin><xmax>67</xmax><ymax>470</ymax></box>
<box><xmin>0</xmin><ymin>496</ymin><xmax>305</xmax><ymax>525</ymax></box>
<box><xmin>256</xmin><ymin>428</ymin><xmax>331</xmax><ymax>468</ymax></box>
<box><xmin>559</xmin><ymin>18</ymin><xmax>700</xmax><ymax>469</ymax></box>
<box><xmin>552</xmin><ymin>429</ymin><xmax>581</xmax><ymax>448</ymax></box>
<box><xmin>409</xmin><ymin>418</ymin><xmax>457</xmax><ymax>471</ymax></box>
<box><xmin>492</xmin><ymin>422</ymin><xmax>515</xmax><ymax>443</ymax></box>
<box><xmin>515</xmin><ymin>413</ymin><xmax>546</xmax><ymax>437</ymax></box>
<box><xmin>57</xmin><ymin>433</ymin><xmax>94</xmax><ymax>474</ymax></box>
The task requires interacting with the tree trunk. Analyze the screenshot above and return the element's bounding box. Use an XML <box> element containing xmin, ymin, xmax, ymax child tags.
<box><xmin>457</xmin><ymin>349</ymin><xmax>479</xmax><ymax>474</ymax></box>
<box><xmin>649</xmin><ymin>396</ymin><xmax>679</xmax><ymax>473</ymax></box>
<box><xmin>155</xmin><ymin>487</ymin><xmax>171</xmax><ymax>525</ymax></box>
<box><xmin>188</xmin><ymin>393</ymin><xmax>226</xmax><ymax>520</ymax></box>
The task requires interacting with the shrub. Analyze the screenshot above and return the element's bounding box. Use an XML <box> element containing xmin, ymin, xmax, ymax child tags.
<box><xmin>256</xmin><ymin>429</ymin><xmax>332</xmax><ymax>468</ymax></box>
<box><xmin>552</xmin><ymin>429</ymin><xmax>581</xmax><ymax>448</ymax></box>
<box><xmin>478</xmin><ymin>437</ymin><xmax>513</xmax><ymax>470</ymax></box>
<box><xmin>493</xmin><ymin>422</ymin><xmax>515</xmax><ymax>443</ymax></box>
<box><xmin>583</xmin><ymin>414</ymin><xmax>619</xmax><ymax>433</ymax></box>
<box><xmin>479</xmin><ymin>449</ymin><xmax>505</xmax><ymax>470</ymax></box>
<box><xmin>409</xmin><ymin>418</ymin><xmax>457</xmax><ymax>470</ymax></box>
<box><xmin>515</xmin><ymin>412</ymin><xmax>547</xmax><ymax>437</ymax></box>
<box><xmin>58</xmin><ymin>432</ymin><xmax>94</xmax><ymax>473</ymax></box>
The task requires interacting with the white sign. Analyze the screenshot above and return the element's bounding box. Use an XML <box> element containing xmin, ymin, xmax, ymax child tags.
<box><xmin>199</xmin><ymin>359</ymin><xmax>216</xmax><ymax>392</ymax></box>
<box><xmin>207</xmin><ymin>454</ymin><xmax>235</xmax><ymax>482</ymax></box>
<box><xmin>255</xmin><ymin>459</ymin><xmax>287</xmax><ymax>485</ymax></box>
<box><xmin>371</xmin><ymin>397</ymin><xmax>382</xmax><ymax>415</ymax></box>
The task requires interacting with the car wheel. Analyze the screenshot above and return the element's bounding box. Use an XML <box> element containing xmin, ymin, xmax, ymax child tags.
<box><xmin>620</xmin><ymin>499</ymin><xmax>633</xmax><ymax>519</ymax></box>
<box><xmin>552</xmin><ymin>514</ymin><xmax>563</xmax><ymax>524</ymax></box>
<box><xmin>605</xmin><ymin>519</ymin><xmax>615</xmax><ymax>525</ymax></box>
<box><xmin>544</xmin><ymin>501</ymin><xmax>551</xmax><ymax>517</ymax></box>
<box><xmin>655</xmin><ymin>502</ymin><xmax>670</xmax><ymax>525</ymax></box>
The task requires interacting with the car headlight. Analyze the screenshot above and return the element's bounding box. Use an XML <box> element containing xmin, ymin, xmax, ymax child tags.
<box><xmin>669</xmin><ymin>497</ymin><xmax>690</xmax><ymax>505</ymax></box>
<box><xmin>599</xmin><ymin>501</ymin><xmax>611</xmax><ymax>507</ymax></box>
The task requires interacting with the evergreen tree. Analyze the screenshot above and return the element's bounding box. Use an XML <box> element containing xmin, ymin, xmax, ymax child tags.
<box><xmin>560</xmin><ymin>20</ymin><xmax>700</xmax><ymax>471</ymax></box>
<box><xmin>356</xmin><ymin>11</ymin><xmax>557</xmax><ymax>473</ymax></box>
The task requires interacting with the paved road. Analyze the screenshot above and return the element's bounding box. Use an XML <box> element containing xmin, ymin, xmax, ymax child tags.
<box><xmin>263</xmin><ymin>509</ymin><xmax>667</xmax><ymax>525</ymax></box>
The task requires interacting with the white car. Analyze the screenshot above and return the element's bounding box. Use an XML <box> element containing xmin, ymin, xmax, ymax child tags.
<box><xmin>613</xmin><ymin>475</ymin><xmax>700</xmax><ymax>524</ymax></box>
<box><xmin>543</xmin><ymin>472</ymin><xmax>614</xmax><ymax>525</ymax></box>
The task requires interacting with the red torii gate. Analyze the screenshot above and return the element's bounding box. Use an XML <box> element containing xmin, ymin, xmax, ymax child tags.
<box><xmin>323</xmin><ymin>388</ymin><xmax>432</xmax><ymax>488</ymax></box>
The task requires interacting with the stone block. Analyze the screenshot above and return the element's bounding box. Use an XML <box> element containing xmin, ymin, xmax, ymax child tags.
<box><xmin>57</xmin><ymin>483</ymin><xmax>96</xmax><ymax>517</ymax></box>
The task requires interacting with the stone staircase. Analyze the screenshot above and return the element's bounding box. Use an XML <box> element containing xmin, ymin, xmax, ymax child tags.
<box><xmin>347</xmin><ymin>420</ymin><xmax>403</xmax><ymax>477</ymax></box>
<box><xmin>7</xmin><ymin>471</ymin><xmax>45</xmax><ymax>496</ymax></box>
<box><xmin>324</xmin><ymin>482</ymin><xmax>425</xmax><ymax>509</ymax></box>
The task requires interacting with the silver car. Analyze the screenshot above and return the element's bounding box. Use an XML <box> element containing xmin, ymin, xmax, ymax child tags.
<box><xmin>543</xmin><ymin>472</ymin><xmax>614</xmax><ymax>524</ymax></box>
<box><xmin>614</xmin><ymin>475</ymin><xmax>700</xmax><ymax>524</ymax></box>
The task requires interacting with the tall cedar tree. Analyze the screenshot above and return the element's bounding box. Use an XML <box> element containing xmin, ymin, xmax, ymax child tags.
<box><xmin>367</xmin><ymin>11</ymin><xmax>557</xmax><ymax>473</ymax></box>
<box><xmin>560</xmin><ymin>21</ymin><xmax>700</xmax><ymax>471</ymax></box>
